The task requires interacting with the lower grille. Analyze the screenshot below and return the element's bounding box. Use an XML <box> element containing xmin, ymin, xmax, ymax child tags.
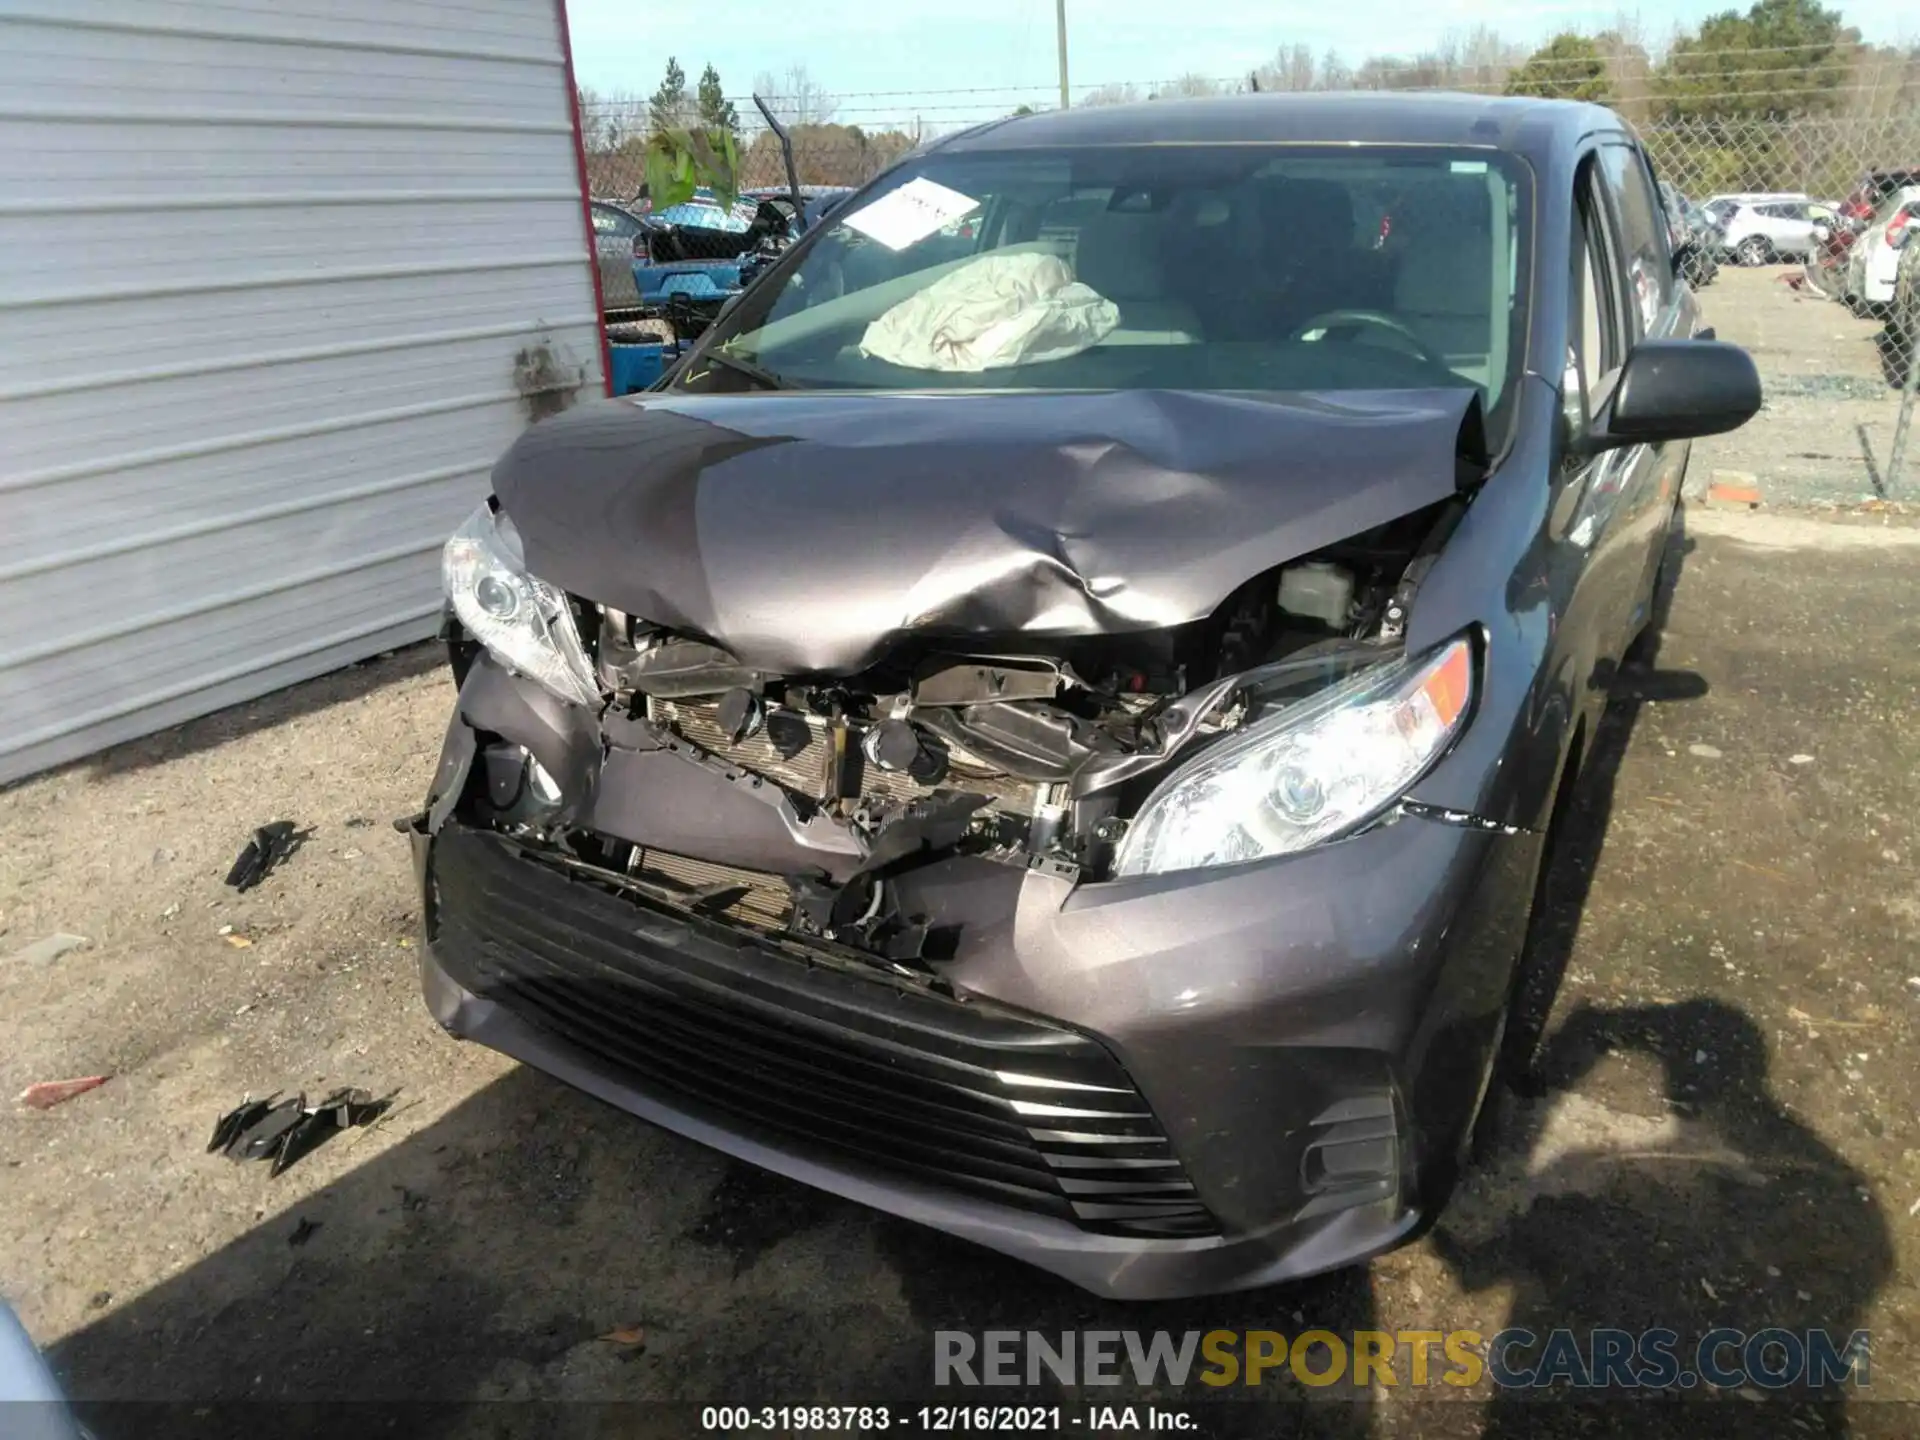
<box><xmin>428</xmin><ymin>823</ymin><xmax>1216</xmax><ymax>1239</ymax></box>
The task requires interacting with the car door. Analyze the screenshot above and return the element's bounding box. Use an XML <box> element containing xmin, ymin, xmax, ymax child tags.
<box><xmin>1778</xmin><ymin>201</ymin><xmax>1818</xmax><ymax>256</ymax></box>
<box><xmin>1551</xmin><ymin>151</ymin><xmax>1643</xmax><ymax>723</ymax></box>
<box><xmin>1596</xmin><ymin>140</ymin><xmax>1692</xmax><ymax>645</ymax></box>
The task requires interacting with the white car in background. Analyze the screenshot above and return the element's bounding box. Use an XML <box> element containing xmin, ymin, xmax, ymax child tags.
<box><xmin>1701</xmin><ymin>190</ymin><xmax>1807</xmax><ymax>230</ymax></box>
<box><xmin>1714</xmin><ymin>195</ymin><xmax>1833</xmax><ymax>265</ymax></box>
<box><xmin>1842</xmin><ymin>185</ymin><xmax>1920</xmax><ymax>312</ymax></box>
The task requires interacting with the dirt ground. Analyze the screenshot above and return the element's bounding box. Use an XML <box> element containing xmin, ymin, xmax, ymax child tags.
<box><xmin>3</xmin><ymin>505</ymin><xmax>1920</xmax><ymax>1439</ymax></box>
<box><xmin>1688</xmin><ymin>264</ymin><xmax>1918</xmax><ymax>507</ymax></box>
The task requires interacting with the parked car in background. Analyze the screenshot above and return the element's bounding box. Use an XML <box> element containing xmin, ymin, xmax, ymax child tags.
<box><xmin>590</xmin><ymin>200</ymin><xmax>647</xmax><ymax>308</ymax></box>
<box><xmin>1701</xmin><ymin>190</ymin><xmax>1806</xmax><ymax>227</ymax></box>
<box><xmin>1842</xmin><ymin>186</ymin><xmax>1920</xmax><ymax>313</ymax></box>
<box><xmin>1658</xmin><ymin>180</ymin><xmax>1719</xmax><ymax>288</ymax></box>
<box><xmin>1717</xmin><ymin>196</ymin><xmax>1831</xmax><ymax>265</ymax></box>
<box><xmin>634</xmin><ymin>190</ymin><xmax>853</xmax><ymax>306</ymax></box>
<box><xmin>1839</xmin><ymin>167</ymin><xmax>1920</xmax><ymax>226</ymax></box>
<box><xmin>1894</xmin><ymin>220</ymin><xmax>1919</xmax><ymax>381</ymax></box>
<box><xmin>1806</xmin><ymin>204</ymin><xmax>1868</xmax><ymax>298</ymax></box>
<box><xmin>413</xmin><ymin>93</ymin><xmax>1760</xmax><ymax>1299</ymax></box>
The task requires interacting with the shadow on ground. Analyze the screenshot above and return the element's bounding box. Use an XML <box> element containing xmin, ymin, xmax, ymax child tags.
<box><xmin>1432</xmin><ymin>508</ymin><xmax>1894</xmax><ymax>1437</ymax></box>
<box><xmin>46</xmin><ymin>513</ymin><xmax>1896</xmax><ymax>1440</ymax></box>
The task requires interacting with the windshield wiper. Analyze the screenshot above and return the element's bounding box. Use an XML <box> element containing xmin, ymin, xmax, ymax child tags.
<box><xmin>695</xmin><ymin>347</ymin><xmax>792</xmax><ymax>391</ymax></box>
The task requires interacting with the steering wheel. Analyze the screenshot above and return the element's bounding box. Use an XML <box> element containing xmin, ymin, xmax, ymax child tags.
<box><xmin>1288</xmin><ymin>309</ymin><xmax>1446</xmax><ymax>370</ymax></box>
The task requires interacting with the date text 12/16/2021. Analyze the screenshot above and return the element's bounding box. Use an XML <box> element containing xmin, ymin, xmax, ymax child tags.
<box><xmin>701</xmin><ymin>1405</ymin><xmax>1196</xmax><ymax>1431</ymax></box>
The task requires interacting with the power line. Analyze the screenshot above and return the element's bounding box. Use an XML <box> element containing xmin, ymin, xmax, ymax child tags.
<box><xmin>704</xmin><ymin>40</ymin><xmax>1907</xmax><ymax>106</ymax></box>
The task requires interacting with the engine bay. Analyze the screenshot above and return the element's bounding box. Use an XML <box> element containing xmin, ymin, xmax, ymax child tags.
<box><xmin>461</xmin><ymin>498</ymin><xmax>1464</xmax><ymax>964</ymax></box>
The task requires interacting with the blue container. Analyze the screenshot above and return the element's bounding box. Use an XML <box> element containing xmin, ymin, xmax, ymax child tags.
<box><xmin>608</xmin><ymin>342</ymin><xmax>668</xmax><ymax>396</ymax></box>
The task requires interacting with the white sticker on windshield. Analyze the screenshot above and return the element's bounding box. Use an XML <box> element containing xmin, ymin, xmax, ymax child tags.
<box><xmin>1450</xmin><ymin>160</ymin><xmax>1489</xmax><ymax>174</ymax></box>
<box><xmin>840</xmin><ymin>177</ymin><xmax>980</xmax><ymax>251</ymax></box>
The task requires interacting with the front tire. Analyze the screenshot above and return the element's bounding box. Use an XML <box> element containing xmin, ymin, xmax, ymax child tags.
<box><xmin>1736</xmin><ymin>236</ymin><xmax>1772</xmax><ymax>266</ymax></box>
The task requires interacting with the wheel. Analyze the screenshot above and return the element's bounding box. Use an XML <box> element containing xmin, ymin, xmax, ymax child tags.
<box><xmin>1735</xmin><ymin>236</ymin><xmax>1772</xmax><ymax>266</ymax></box>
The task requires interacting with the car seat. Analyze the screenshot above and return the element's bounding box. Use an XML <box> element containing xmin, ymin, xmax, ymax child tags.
<box><xmin>1073</xmin><ymin>211</ymin><xmax>1202</xmax><ymax>344</ymax></box>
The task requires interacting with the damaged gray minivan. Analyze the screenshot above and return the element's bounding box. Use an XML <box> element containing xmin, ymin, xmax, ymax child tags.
<box><xmin>408</xmin><ymin>94</ymin><xmax>1760</xmax><ymax>1298</ymax></box>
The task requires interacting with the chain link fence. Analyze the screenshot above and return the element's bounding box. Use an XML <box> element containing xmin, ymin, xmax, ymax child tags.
<box><xmin>1637</xmin><ymin>114</ymin><xmax>1920</xmax><ymax>202</ymax></box>
<box><xmin>1635</xmin><ymin>114</ymin><xmax>1918</xmax><ymax>491</ymax></box>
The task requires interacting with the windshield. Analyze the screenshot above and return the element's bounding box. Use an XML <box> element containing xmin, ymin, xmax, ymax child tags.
<box><xmin>681</xmin><ymin>143</ymin><xmax>1533</xmax><ymax>427</ymax></box>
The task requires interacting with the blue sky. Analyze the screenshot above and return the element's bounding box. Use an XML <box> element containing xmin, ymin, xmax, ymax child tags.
<box><xmin>564</xmin><ymin>0</ymin><xmax>1913</xmax><ymax>129</ymax></box>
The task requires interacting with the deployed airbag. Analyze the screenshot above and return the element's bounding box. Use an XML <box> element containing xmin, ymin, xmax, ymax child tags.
<box><xmin>860</xmin><ymin>253</ymin><xmax>1119</xmax><ymax>372</ymax></box>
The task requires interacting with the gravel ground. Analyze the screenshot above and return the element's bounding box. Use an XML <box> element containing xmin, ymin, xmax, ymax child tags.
<box><xmin>1688</xmin><ymin>264</ymin><xmax>1918</xmax><ymax>507</ymax></box>
<box><xmin>3</xmin><ymin>506</ymin><xmax>1919</xmax><ymax>1439</ymax></box>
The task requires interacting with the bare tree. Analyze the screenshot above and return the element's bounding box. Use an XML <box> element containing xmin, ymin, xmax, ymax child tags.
<box><xmin>1443</xmin><ymin>24</ymin><xmax>1528</xmax><ymax>91</ymax></box>
<box><xmin>1320</xmin><ymin>49</ymin><xmax>1354</xmax><ymax>91</ymax></box>
<box><xmin>751</xmin><ymin>64</ymin><xmax>839</xmax><ymax>127</ymax></box>
<box><xmin>1254</xmin><ymin>43</ymin><xmax>1319</xmax><ymax>93</ymax></box>
<box><xmin>1080</xmin><ymin>81</ymin><xmax>1144</xmax><ymax>106</ymax></box>
<box><xmin>1152</xmin><ymin>72</ymin><xmax>1226</xmax><ymax>99</ymax></box>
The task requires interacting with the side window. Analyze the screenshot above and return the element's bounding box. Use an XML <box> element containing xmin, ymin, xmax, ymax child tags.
<box><xmin>1570</xmin><ymin>159</ymin><xmax>1627</xmax><ymax>405</ymax></box>
<box><xmin>591</xmin><ymin>207</ymin><xmax>616</xmax><ymax>235</ymax></box>
<box><xmin>1598</xmin><ymin>143</ymin><xmax>1671</xmax><ymax>334</ymax></box>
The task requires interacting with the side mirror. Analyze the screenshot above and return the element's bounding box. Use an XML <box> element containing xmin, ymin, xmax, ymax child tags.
<box><xmin>1585</xmin><ymin>339</ymin><xmax>1762</xmax><ymax>452</ymax></box>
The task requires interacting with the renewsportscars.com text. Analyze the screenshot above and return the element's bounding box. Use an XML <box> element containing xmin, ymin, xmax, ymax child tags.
<box><xmin>934</xmin><ymin>1328</ymin><xmax>1870</xmax><ymax>1391</ymax></box>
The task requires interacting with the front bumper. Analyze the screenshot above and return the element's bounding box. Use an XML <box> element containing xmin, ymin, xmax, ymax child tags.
<box><xmin>413</xmin><ymin>664</ymin><xmax>1541</xmax><ymax>1299</ymax></box>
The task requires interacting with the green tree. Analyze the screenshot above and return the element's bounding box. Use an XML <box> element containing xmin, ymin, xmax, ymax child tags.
<box><xmin>1505</xmin><ymin>33</ymin><xmax>1612</xmax><ymax>101</ymax></box>
<box><xmin>1656</xmin><ymin>0</ymin><xmax>1850</xmax><ymax>118</ymax></box>
<box><xmin>696</xmin><ymin>63</ymin><xmax>739</xmax><ymax>135</ymax></box>
<box><xmin>648</xmin><ymin>56</ymin><xmax>689</xmax><ymax>134</ymax></box>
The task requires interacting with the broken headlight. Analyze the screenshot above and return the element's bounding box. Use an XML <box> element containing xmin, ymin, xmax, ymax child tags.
<box><xmin>441</xmin><ymin>503</ymin><xmax>600</xmax><ymax>708</ymax></box>
<box><xmin>1113</xmin><ymin>637</ymin><xmax>1473</xmax><ymax>877</ymax></box>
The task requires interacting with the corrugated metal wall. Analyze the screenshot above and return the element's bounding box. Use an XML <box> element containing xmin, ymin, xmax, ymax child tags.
<box><xmin>0</xmin><ymin>0</ymin><xmax>603</xmax><ymax>783</ymax></box>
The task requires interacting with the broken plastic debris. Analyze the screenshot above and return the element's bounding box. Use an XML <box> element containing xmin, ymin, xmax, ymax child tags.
<box><xmin>224</xmin><ymin>934</ymin><xmax>254</xmax><ymax>949</ymax></box>
<box><xmin>224</xmin><ymin>821</ymin><xmax>306</xmax><ymax>892</ymax></box>
<box><xmin>10</xmin><ymin>933</ymin><xmax>88</xmax><ymax>968</ymax></box>
<box><xmin>1788</xmin><ymin>754</ymin><xmax>1815</xmax><ymax>765</ymax></box>
<box><xmin>597</xmin><ymin>1324</ymin><xmax>648</xmax><ymax>1360</ymax></box>
<box><xmin>19</xmin><ymin>1076</ymin><xmax>109</xmax><ymax>1110</ymax></box>
<box><xmin>208</xmin><ymin>1089</ymin><xmax>391</xmax><ymax>1177</ymax></box>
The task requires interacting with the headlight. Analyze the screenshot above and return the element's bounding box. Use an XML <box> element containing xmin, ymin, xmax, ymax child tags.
<box><xmin>441</xmin><ymin>503</ymin><xmax>601</xmax><ymax>708</ymax></box>
<box><xmin>1113</xmin><ymin>637</ymin><xmax>1473</xmax><ymax>877</ymax></box>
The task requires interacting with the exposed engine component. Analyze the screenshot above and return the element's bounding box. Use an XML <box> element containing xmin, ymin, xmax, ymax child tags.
<box><xmin>1277</xmin><ymin>561</ymin><xmax>1355</xmax><ymax>631</ymax></box>
<box><xmin>557</xmin><ymin>499</ymin><xmax>1461</xmax><ymax>961</ymax></box>
<box><xmin>861</xmin><ymin>718</ymin><xmax>947</xmax><ymax>782</ymax></box>
<box><xmin>716</xmin><ymin>687</ymin><xmax>763</xmax><ymax>743</ymax></box>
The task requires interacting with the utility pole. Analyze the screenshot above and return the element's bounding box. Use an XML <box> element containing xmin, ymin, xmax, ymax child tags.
<box><xmin>1056</xmin><ymin>0</ymin><xmax>1070</xmax><ymax>109</ymax></box>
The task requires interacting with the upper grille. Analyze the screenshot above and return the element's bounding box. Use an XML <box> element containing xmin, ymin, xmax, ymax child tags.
<box><xmin>652</xmin><ymin>698</ymin><xmax>1038</xmax><ymax>812</ymax></box>
<box><xmin>428</xmin><ymin>822</ymin><xmax>1216</xmax><ymax>1240</ymax></box>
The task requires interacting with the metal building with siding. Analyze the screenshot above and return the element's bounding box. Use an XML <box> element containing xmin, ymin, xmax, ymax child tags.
<box><xmin>0</xmin><ymin>0</ymin><xmax>605</xmax><ymax>784</ymax></box>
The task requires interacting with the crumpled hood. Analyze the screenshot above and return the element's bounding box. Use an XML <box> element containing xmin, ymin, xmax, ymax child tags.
<box><xmin>494</xmin><ymin>388</ymin><xmax>1479</xmax><ymax>675</ymax></box>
